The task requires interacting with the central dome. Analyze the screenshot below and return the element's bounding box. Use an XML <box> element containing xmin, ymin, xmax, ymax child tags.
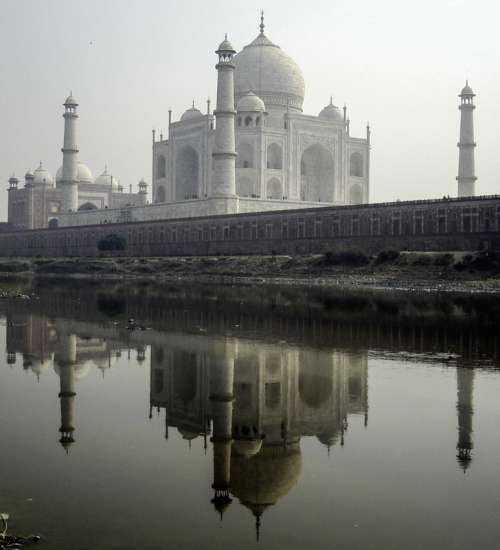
<box><xmin>234</xmin><ymin>28</ymin><xmax>305</xmax><ymax>113</ymax></box>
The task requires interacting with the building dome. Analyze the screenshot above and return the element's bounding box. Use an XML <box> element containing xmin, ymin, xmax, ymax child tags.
<box><xmin>53</xmin><ymin>363</ymin><xmax>90</xmax><ymax>380</ymax></box>
<box><xmin>234</xmin><ymin>23</ymin><xmax>305</xmax><ymax>113</ymax></box>
<box><xmin>56</xmin><ymin>162</ymin><xmax>93</xmax><ymax>184</ymax></box>
<box><xmin>460</xmin><ymin>81</ymin><xmax>475</xmax><ymax>96</ymax></box>
<box><xmin>181</xmin><ymin>103</ymin><xmax>203</xmax><ymax>121</ymax></box>
<box><xmin>319</xmin><ymin>97</ymin><xmax>343</xmax><ymax>121</ymax></box>
<box><xmin>33</xmin><ymin>162</ymin><xmax>54</xmax><ymax>187</ymax></box>
<box><xmin>217</xmin><ymin>35</ymin><xmax>235</xmax><ymax>53</ymax></box>
<box><xmin>177</xmin><ymin>427</ymin><xmax>199</xmax><ymax>441</ymax></box>
<box><xmin>64</xmin><ymin>93</ymin><xmax>78</xmax><ymax>106</ymax></box>
<box><xmin>94</xmin><ymin>166</ymin><xmax>119</xmax><ymax>189</ymax></box>
<box><xmin>237</xmin><ymin>92</ymin><xmax>266</xmax><ymax>113</ymax></box>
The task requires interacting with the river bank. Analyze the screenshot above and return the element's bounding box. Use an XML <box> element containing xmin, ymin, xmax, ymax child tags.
<box><xmin>0</xmin><ymin>250</ymin><xmax>499</xmax><ymax>294</ymax></box>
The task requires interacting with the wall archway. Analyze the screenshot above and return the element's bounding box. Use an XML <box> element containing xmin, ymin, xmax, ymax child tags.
<box><xmin>300</xmin><ymin>144</ymin><xmax>334</xmax><ymax>202</ymax></box>
<box><xmin>175</xmin><ymin>146</ymin><xmax>199</xmax><ymax>200</ymax></box>
<box><xmin>349</xmin><ymin>184</ymin><xmax>363</xmax><ymax>205</ymax></box>
<box><xmin>237</xmin><ymin>177</ymin><xmax>254</xmax><ymax>197</ymax></box>
<box><xmin>157</xmin><ymin>154</ymin><xmax>166</xmax><ymax>179</ymax></box>
<box><xmin>237</xmin><ymin>142</ymin><xmax>254</xmax><ymax>169</ymax></box>
<box><xmin>48</xmin><ymin>218</ymin><xmax>59</xmax><ymax>229</ymax></box>
<box><xmin>350</xmin><ymin>152</ymin><xmax>363</xmax><ymax>177</ymax></box>
<box><xmin>298</xmin><ymin>357</ymin><xmax>333</xmax><ymax>409</ymax></box>
<box><xmin>267</xmin><ymin>143</ymin><xmax>283</xmax><ymax>169</ymax></box>
<box><xmin>173</xmin><ymin>351</ymin><xmax>197</xmax><ymax>402</ymax></box>
<box><xmin>156</xmin><ymin>185</ymin><xmax>166</xmax><ymax>203</ymax></box>
<box><xmin>78</xmin><ymin>202</ymin><xmax>98</xmax><ymax>211</ymax></box>
<box><xmin>267</xmin><ymin>177</ymin><xmax>282</xmax><ymax>199</ymax></box>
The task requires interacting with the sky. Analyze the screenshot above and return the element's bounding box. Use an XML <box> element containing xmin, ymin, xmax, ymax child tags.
<box><xmin>1</xmin><ymin>0</ymin><xmax>499</xmax><ymax>221</ymax></box>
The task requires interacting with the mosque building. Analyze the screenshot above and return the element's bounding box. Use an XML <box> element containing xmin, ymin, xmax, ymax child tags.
<box><xmin>7</xmin><ymin>14</ymin><xmax>371</xmax><ymax>230</ymax></box>
<box><xmin>7</xmin><ymin>93</ymin><xmax>148</xmax><ymax>230</ymax></box>
<box><xmin>152</xmin><ymin>14</ymin><xmax>370</xmax><ymax>209</ymax></box>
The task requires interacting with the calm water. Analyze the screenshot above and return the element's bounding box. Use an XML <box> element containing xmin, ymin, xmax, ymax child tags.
<box><xmin>1</xmin><ymin>280</ymin><xmax>500</xmax><ymax>550</ymax></box>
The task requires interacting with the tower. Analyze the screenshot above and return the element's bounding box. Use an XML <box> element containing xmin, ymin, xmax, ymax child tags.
<box><xmin>56</xmin><ymin>333</ymin><xmax>78</xmax><ymax>453</ymax></box>
<box><xmin>209</xmin><ymin>352</ymin><xmax>235</xmax><ymax>518</ymax></box>
<box><xmin>457</xmin><ymin>82</ymin><xmax>477</xmax><ymax>197</ymax></box>
<box><xmin>60</xmin><ymin>93</ymin><xmax>79</xmax><ymax>212</ymax></box>
<box><xmin>456</xmin><ymin>366</ymin><xmax>474</xmax><ymax>472</ymax></box>
<box><xmin>211</xmin><ymin>36</ymin><xmax>237</xmax><ymax>197</ymax></box>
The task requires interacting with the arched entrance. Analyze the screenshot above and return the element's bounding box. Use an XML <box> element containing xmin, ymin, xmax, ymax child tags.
<box><xmin>175</xmin><ymin>146</ymin><xmax>199</xmax><ymax>200</ymax></box>
<box><xmin>300</xmin><ymin>144</ymin><xmax>334</xmax><ymax>202</ymax></box>
<box><xmin>78</xmin><ymin>202</ymin><xmax>98</xmax><ymax>211</ymax></box>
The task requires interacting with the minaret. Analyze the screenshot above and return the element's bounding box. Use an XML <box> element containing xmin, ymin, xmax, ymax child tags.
<box><xmin>209</xmin><ymin>353</ymin><xmax>235</xmax><ymax>518</ymax></box>
<box><xmin>456</xmin><ymin>366</ymin><xmax>474</xmax><ymax>472</ymax></box>
<box><xmin>457</xmin><ymin>82</ymin><xmax>477</xmax><ymax>197</ymax></box>
<box><xmin>60</xmin><ymin>93</ymin><xmax>79</xmax><ymax>212</ymax></box>
<box><xmin>211</xmin><ymin>36</ymin><xmax>237</xmax><ymax>197</ymax></box>
<box><xmin>56</xmin><ymin>333</ymin><xmax>78</xmax><ymax>453</ymax></box>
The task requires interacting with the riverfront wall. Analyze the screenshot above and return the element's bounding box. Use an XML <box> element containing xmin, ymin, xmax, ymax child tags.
<box><xmin>1</xmin><ymin>195</ymin><xmax>499</xmax><ymax>257</ymax></box>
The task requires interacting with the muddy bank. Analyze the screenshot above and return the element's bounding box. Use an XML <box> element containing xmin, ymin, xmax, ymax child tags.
<box><xmin>0</xmin><ymin>250</ymin><xmax>499</xmax><ymax>294</ymax></box>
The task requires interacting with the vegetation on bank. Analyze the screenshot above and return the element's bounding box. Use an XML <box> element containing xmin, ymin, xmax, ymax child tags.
<box><xmin>0</xmin><ymin>251</ymin><xmax>499</xmax><ymax>286</ymax></box>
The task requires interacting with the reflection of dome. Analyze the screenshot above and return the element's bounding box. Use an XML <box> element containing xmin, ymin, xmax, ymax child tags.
<box><xmin>233</xmin><ymin>438</ymin><xmax>263</xmax><ymax>458</ymax></box>
<box><xmin>319</xmin><ymin>97</ymin><xmax>343</xmax><ymax>121</ymax></box>
<box><xmin>53</xmin><ymin>363</ymin><xmax>90</xmax><ymax>380</ymax></box>
<box><xmin>30</xmin><ymin>357</ymin><xmax>53</xmax><ymax>379</ymax></box>
<box><xmin>237</xmin><ymin>92</ymin><xmax>266</xmax><ymax>113</ymax></box>
<box><xmin>33</xmin><ymin>162</ymin><xmax>54</xmax><ymax>187</ymax></box>
<box><xmin>56</xmin><ymin>162</ymin><xmax>93</xmax><ymax>184</ymax></box>
<box><xmin>234</xmin><ymin>26</ymin><xmax>305</xmax><ymax>112</ymax></box>
<box><xmin>231</xmin><ymin>443</ymin><xmax>302</xmax><ymax>516</ymax></box>
<box><xmin>317</xmin><ymin>432</ymin><xmax>340</xmax><ymax>448</ymax></box>
<box><xmin>177</xmin><ymin>427</ymin><xmax>199</xmax><ymax>441</ymax></box>
<box><xmin>181</xmin><ymin>104</ymin><xmax>203</xmax><ymax>121</ymax></box>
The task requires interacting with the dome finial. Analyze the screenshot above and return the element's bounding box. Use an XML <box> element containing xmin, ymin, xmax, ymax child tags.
<box><xmin>260</xmin><ymin>10</ymin><xmax>265</xmax><ymax>34</ymax></box>
<box><xmin>192</xmin><ymin>99</ymin><xmax>195</xmax><ymax>109</ymax></box>
<box><xmin>330</xmin><ymin>95</ymin><xmax>333</xmax><ymax>105</ymax></box>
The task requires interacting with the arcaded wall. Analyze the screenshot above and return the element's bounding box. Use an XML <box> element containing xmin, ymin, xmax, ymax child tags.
<box><xmin>1</xmin><ymin>195</ymin><xmax>499</xmax><ymax>257</ymax></box>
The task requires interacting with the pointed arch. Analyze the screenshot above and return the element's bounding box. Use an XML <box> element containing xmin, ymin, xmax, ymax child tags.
<box><xmin>300</xmin><ymin>144</ymin><xmax>334</xmax><ymax>202</ymax></box>
<box><xmin>175</xmin><ymin>145</ymin><xmax>199</xmax><ymax>200</ymax></box>
<box><xmin>157</xmin><ymin>154</ymin><xmax>166</xmax><ymax>179</ymax></box>
<box><xmin>350</xmin><ymin>152</ymin><xmax>363</xmax><ymax>177</ymax></box>
<box><xmin>349</xmin><ymin>184</ymin><xmax>363</xmax><ymax>205</ymax></box>
<box><xmin>267</xmin><ymin>143</ymin><xmax>283</xmax><ymax>169</ymax></box>
<box><xmin>267</xmin><ymin>177</ymin><xmax>282</xmax><ymax>199</ymax></box>
<box><xmin>237</xmin><ymin>142</ymin><xmax>254</xmax><ymax>169</ymax></box>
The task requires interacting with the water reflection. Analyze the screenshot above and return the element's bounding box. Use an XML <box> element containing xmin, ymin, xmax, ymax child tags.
<box><xmin>3</xmin><ymin>291</ymin><xmax>481</xmax><ymax>514</ymax></box>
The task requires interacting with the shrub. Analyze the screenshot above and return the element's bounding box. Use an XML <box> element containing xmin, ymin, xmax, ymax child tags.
<box><xmin>98</xmin><ymin>234</ymin><xmax>127</xmax><ymax>252</ymax></box>
<box><xmin>321</xmin><ymin>250</ymin><xmax>369</xmax><ymax>266</ymax></box>
<box><xmin>375</xmin><ymin>249</ymin><xmax>400</xmax><ymax>265</ymax></box>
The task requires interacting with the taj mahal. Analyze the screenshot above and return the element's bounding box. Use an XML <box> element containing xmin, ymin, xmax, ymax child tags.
<box><xmin>7</xmin><ymin>14</ymin><xmax>372</xmax><ymax>230</ymax></box>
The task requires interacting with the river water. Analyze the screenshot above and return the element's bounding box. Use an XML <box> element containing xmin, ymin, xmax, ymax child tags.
<box><xmin>0</xmin><ymin>280</ymin><xmax>499</xmax><ymax>550</ymax></box>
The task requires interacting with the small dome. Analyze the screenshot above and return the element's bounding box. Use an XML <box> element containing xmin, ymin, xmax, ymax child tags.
<box><xmin>33</xmin><ymin>162</ymin><xmax>54</xmax><ymax>187</ymax></box>
<box><xmin>53</xmin><ymin>363</ymin><xmax>90</xmax><ymax>380</ymax></box>
<box><xmin>237</xmin><ymin>92</ymin><xmax>266</xmax><ymax>113</ymax></box>
<box><xmin>181</xmin><ymin>103</ymin><xmax>203</xmax><ymax>121</ymax></box>
<box><xmin>460</xmin><ymin>81</ymin><xmax>474</xmax><ymax>96</ymax></box>
<box><xmin>25</xmin><ymin>170</ymin><xmax>34</xmax><ymax>179</ymax></box>
<box><xmin>64</xmin><ymin>93</ymin><xmax>78</xmax><ymax>106</ymax></box>
<box><xmin>217</xmin><ymin>35</ymin><xmax>235</xmax><ymax>53</ymax></box>
<box><xmin>319</xmin><ymin>97</ymin><xmax>343</xmax><ymax>121</ymax></box>
<box><xmin>95</xmin><ymin>166</ymin><xmax>119</xmax><ymax>189</ymax></box>
<box><xmin>56</xmin><ymin>162</ymin><xmax>93</xmax><ymax>184</ymax></box>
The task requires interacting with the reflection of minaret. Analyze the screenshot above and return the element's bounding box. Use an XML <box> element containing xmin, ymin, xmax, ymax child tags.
<box><xmin>56</xmin><ymin>334</ymin><xmax>77</xmax><ymax>453</ymax></box>
<box><xmin>456</xmin><ymin>367</ymin><xmax>474</xmax><ymax>472</ymax></box>
<box><xmin>209</xmin><ymin>354</ymin><xmax>235</xmax><ymax>518</ymax></box>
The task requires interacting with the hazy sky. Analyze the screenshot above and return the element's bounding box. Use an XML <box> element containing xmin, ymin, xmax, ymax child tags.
<box><xmin>1</xmin><ymin>0</ymin><xmax>499</xmax><ymax>221</ymax></box>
